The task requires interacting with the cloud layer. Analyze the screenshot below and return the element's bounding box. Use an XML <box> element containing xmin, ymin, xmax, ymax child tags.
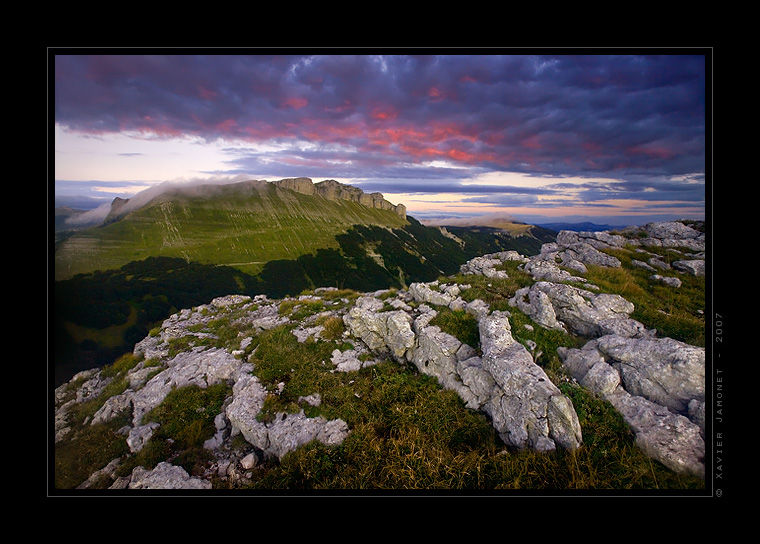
<box><xmin>53</xmin><ymin>52</ymin><xmax>707</xmax><ymax>223</ymax></box>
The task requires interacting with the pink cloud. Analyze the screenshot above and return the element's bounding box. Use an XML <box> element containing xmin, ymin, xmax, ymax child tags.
<box><xmin>628</xmin><ymin>142</ymin><xmax>677</xmax><ymax>160</ymax></box>
<box><xmin>370</xmin><ymin>107</ymin><xmax>397</xmax><ymax>121</ymax></box>
<box><xmin>282</xmin><ymin>97</ymin><xmax>308</xmax><ymax>110</ymax></box>
<box><xmin>215</xmin><ymin>119</ymin><xmax>238</xmax><ymax>133</ymax></box>
<box><xmin>198</xmin><ymin>86</ymin><xmax>217</xmax><ymax>100</ymax></box>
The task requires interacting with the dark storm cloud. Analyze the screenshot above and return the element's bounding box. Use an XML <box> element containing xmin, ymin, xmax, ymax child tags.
<box><xmin>54</xmin><ymin>52</ymin><xmax>707</xmax><ymax>193</ymax></box>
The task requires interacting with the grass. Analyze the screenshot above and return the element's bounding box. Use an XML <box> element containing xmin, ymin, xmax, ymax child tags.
<box><xmin>454</xmin><ymin>260</ymin><xmax>535</xmax><ymax>311</ymax></box>
<box><xmin>54</xmin><ymin>244</ymin><xmax>707</xmax><ymax>492</ymax></box>
<box><xmin>245</xmin><ymin>352</ymin><xmax>703</xmax><ymax>490</ymax></box>
<box><xmin>278</xmin><ymin>298</ymin><xmax>326</xmax><ymax>321</ymax></box>
<box><xmin>136</xmin><ymin>382</ymin><xmax>232</xmax><ymax>475</ymax></box>
<box><xmin>55</xmin><ymin>182</ymin><xmax>408</xmax><ymax>281</ymax></box>
<box><xmin>429</xmin><ymin>309</ymin><xmax>481</xmax><ymax>352</ymax></box>
<box><xmin>580</xmin><ymin>247</ymin><xmax>705</xmax><ymax>346</ymax></box>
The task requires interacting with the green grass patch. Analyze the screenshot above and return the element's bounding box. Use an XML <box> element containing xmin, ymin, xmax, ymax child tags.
<box><xmin>315</xmin><ymin>315</ymin><xmax>346</xmax><ymax>341</ymax></box>
<box><xmin>429</xmin><ymin>308</ymin><xmax>481</xmax><ymax>352</ymax></box>
<box><xmin>279</xmin><ymin>299</ymin><xmax>326</xmax><ymax>321</ymax></box>
<box><xmin>138</xmin><ymin>382</ymin><xmax>231</xmax><ymax>474</ymax></box>
<box><xmin>582</xmin><ymin>248</ymin><xmax>705</xmax><ymax>346</ymax></box>
<box><xmin>247</xmin><ymin>325</ymin><xmax>344</xmax><ymax>418</ymax></box>
<box><xmin>452</xmin><ymin>261</ymin><xmax>535</xmax><ymax>311</ymax></box>
<box><xmin>144</xmin><ymin>383</ymin><xmax>230</xmax><ymax>446</ymax></box>
<box><xmin>54</xmin><ymin>409</ymin><xmax>131</xmax><ymax>490</ymax></box>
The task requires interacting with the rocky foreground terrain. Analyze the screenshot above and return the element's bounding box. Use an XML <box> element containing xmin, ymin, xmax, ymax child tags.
<box><xmin>53</xmin><ymin>221</ymin><xmax>706</xmax><ymax>490</ymax></box>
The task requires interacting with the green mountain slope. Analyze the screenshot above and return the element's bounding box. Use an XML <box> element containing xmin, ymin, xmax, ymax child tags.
<box><xmin>54</xmin><ymin>180</ymin><xmax>408</xmax><ymax>281</ymax></box>
<box><xmin>52</xmin><ymin>178</ymin><xmax>557</xmax><ymax>386</ymax></box>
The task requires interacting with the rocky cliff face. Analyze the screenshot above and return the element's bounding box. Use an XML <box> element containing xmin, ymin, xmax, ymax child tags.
<box><xmin>275</xmin><ymin>177</ymin><xmax>407</xmax><ymax>219</ymax></box>
<box><xmin>105</xmin><ymin>178</ymin><xmax>405</xmax><ymax>224</ymax></box>
<box><xmin>54</xmin><ymin>221</ymin><xmax>706</xmax><ymax>490</ymax></box>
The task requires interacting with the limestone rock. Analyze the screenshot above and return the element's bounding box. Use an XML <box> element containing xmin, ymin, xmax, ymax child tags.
<box><xmin>626</xmin><ymin>221</ymin><xmax>705</xmax><ymax>252</ymax></box>
<box><xmin>479</xmin><ymin>312</ymin><xmax>582</xmax><ymax>451</ymax></box>
<box><xmin>225</xmin><ymin>371</ymin><xmax>349</xmax><ymax>461</ymax></box>
<box><xmin>408</xmin><ymin>282</ymin><xmax>453</xmax><ymax>307</ymax></box>
<box><xmin>595</xmin><ymin>335</ymin><xmax>705</xmax><ymax>414</ymax></box>
<box><xmin>558</xmin><ymin>333</ymin><xmax>706</xmax><ymax>478</ymax></box>
<box><xmin>343</xmin><ymin>302</ymin><xmax>415</xmax><ymax>361</ymax></box>
<box><xmin>510</xmin><ymin>281</ymin><xmax>645</xmax><ymax>338</ymax></box>
<box><xmin>459</xmin><ymin>252</ymin><xmax>525</xmax><ymax>278</ymax></box>
<box><xmin>608</xmin><ymin>389</ymin><xmax>705</xmax><ymax>479</ymax></box>
<box><xmin>651</xmin><ymin>274</ymin><xmax>682</xmax><ymax>287</ymax></box>
<box><xmin>673</xmin><ymin>259</ymin><xmax>705</xmax><ymax>276</ymax></box>
<box><xmin>260</xmin><ymin>412</ymin><xmax>350</xmax><ymax>461</ymax></box>
<box><xmin>128</xmin><ymin>462</ymin><xmax>212</xmax><ymax>490</ymax></box>
<box><xmin>410</xmin><ymin>325</ymin><xmax>466</xmax><ymax>394</ymax></box>
<box><xmin>522</xmin><ymin>257</ymin><xmax>589</xmax><ymax>284</ymax></box>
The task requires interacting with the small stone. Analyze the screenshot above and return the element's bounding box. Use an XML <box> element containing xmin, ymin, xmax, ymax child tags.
<box><xmin>240</xmin><ymin>453</ymin><xmax>258</xmax><ymax>470</ymax></box>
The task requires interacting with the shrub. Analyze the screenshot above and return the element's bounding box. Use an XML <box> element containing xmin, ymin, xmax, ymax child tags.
<box><xmin>318</xmin><ymin>315</ymin><xmax>346</xmax><ymax>340</ymax></box>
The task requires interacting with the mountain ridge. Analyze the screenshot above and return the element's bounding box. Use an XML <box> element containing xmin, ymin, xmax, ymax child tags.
<box><xmin>54</xmin><ymin>181</ymin><xmax>550</xmax><ymax>387</ymax></box>
<box><xmin>54</xmin><ymin>178</ymin><xmax>409</xmax><ymax>281</ymax></box>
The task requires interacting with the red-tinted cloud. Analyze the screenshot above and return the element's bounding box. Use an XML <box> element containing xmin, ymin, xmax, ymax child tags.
<box><xmin>282</xmin><ymin>97</ymin><xmax>308</xmax><ymax>110</ymax></box>
<box><xmin>54</xmin><ymin>53</ymin><xmax>707</xmax><ymax>190</ymax></box>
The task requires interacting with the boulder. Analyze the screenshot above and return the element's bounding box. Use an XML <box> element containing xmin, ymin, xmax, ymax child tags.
<box><xmin>128</xmin><ymin>462</ymin><xmax>212</xmax><ymax>490</ymax></box>
<box><xmin>608</xmin><ymin>389</ymin><xmax>705</xmax><ymax>479</ymax></box>
<box><xmin>479</xmin><ymin>312</ymin><xmax>582</xmax><ymax>451</ymax></box>
<box><xmin>225</xmin><ymin>372</ymin><xmax>349</xmax><ymax>461</ymax></box>
<box><xmin>410</xmin><ymin>325</ymin><xmax>467</xmax><ymax>395</ymax></box>
<box><xmin>343</xmin><ymin>302</ymin><xmax>415</xmax><ymax>361</ymax></box>
<box><xmin>634</xmin><ymin>221</ymin><xmax>705</xmax><ymax>252</ymax></box>
<box><xmin>408</xmin><ymin>282</ymin><xmax>454</xmax><ymax>307</ymax></box>
<box><xmin>510</xmin><ymin>281</ymin><xmax>645</xmax><ymax>338</ymax></box>
<box><xmin>650</xmin><ymin>274</ymin><xmax>682</xmax><ymax>288</ymax></box>
<box><xmin>642</xmin><ymin>221</ymin><xmax>701</xmax><ymax>241</ymax></box>
<box><xmin>558</xmin><ymin>333</ymin><xmax>706</xmax><ymax>478</ymax></box>
<box><xmin>522</xmin><ymin>257</ymin><xmax>589</xmax><ymax>284</ymax></box>
<box><xmin>673</xmin><ymin>259</ymin><xmax>705</xmax><ymax>276</ymax></box>
<box><xmin>594</xmin><ymin>335</ymin><xmax>705</xmax><ymax>414</ymax></box>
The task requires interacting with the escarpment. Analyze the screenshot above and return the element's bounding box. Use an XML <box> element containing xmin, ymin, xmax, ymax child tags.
<box><xmin>274</xmin><ymin>177</ymin><xmax>407</xmax><ymax>219</ymax></box>
<box><xmin>54</xmin><ymin>221</ymin><xmax>707</xmax><ymax>490</ymax></box>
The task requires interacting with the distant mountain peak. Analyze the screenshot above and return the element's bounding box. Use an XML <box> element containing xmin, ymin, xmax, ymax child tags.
<box><xmin>55</xmin><ymin>177</ymin><xmax>410</xmax><ymax>281</ymax></box>
<box><xmin>274</xmin><ymin>178</ymin><xmax>406</xmax><ymax>219</ymax></box>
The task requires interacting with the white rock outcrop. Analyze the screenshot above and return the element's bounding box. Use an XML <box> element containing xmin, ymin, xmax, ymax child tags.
<box><xmin>54</xmin><ymin>221</ymin><xmax>707</xmax><ymax>488</ymax></box>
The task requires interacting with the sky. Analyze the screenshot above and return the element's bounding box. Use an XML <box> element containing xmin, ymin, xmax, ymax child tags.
<box><xmin>52</xmin><ymin>51</ymin><xmax>708</xmax><ymax>227</ymax></box>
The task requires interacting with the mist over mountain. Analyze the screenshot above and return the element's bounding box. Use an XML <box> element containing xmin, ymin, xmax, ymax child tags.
<box><xmin>54</xmin><ymin>178</ymin><xmax>408</xmax><ymax>281</ymax></box>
